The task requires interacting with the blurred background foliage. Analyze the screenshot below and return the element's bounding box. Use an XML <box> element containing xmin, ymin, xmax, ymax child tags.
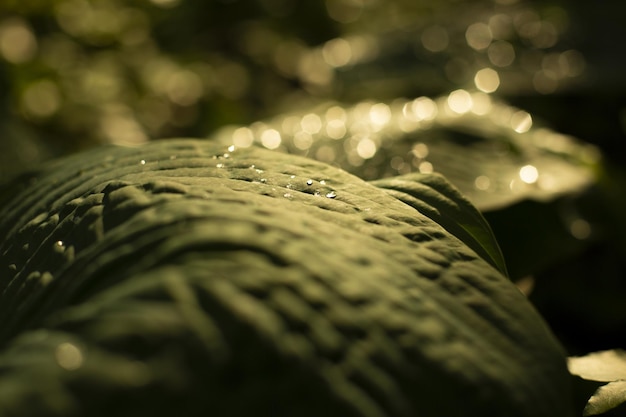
<box><xmin>1</xmin><ymin>0</ymin><xmax>626</xmax><ymax>356</ymax></box>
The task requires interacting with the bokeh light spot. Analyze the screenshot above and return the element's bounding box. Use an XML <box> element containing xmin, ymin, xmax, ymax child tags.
<box><xmin>421</xmin><ymin>26</ymin><xmax>449</xmax><ymax>52</ymax></box>
<box><xmin>22</xmin><ymin>80</ymin><xmax>61</xmax><ymax>119</ymax></box>
<box><xmin>0</xmin><ymin>18</ymin><xmax>38</xmax><ymax>64</ymax></box>
<box><xmin>465</xmin><ymin>22</ymin><xmax>492</xmax><ymax>51</ymax></box>
<box><xmin>55</xmin><ymin>342</ymin><xmax>84</xmax><ymax>371</ymax></box>
<box><xmin>356</xmin><ymin>137</ymin><xmax>377</xmax><ymax>159</ymax></box>
<box><xmin>474</xmin><ymin>68</ymin><xmax>500</xmax><ymax>93</ymax></box>
<box><xmin>301</xmin><ymin>113</ymin><xmax>322</xmax><ymax>134</ymax></box>
<box><xmin>488</xmin><ymin>40</ymin><xmax>515</xmax><ymax>67</ymax></box>
<box><xmin>232</xmin><ymin>127</ymin><xmax>255</xmax><ymax>148</ymax></box>
<box><xmin>570</xmin><ymin>218</ymin><xmax>592</xmax><ymax>240</ymax></box>
<box><xmin>411</xmin><ymin>97</ymin><xmax>437</xmax><ymax>120</ymax></box>
<box><xmin>447</xmin><ymin>89</ymin><xmax>473</xmax><ymax>114</ymax></box>
<box><xmin>418</xmin><ymin>161</ymin><xmax>434</xmax><ymax>174</ymax></box>
<box><xmin>293</xmin><ymin>131</ymin><xmax>313</xmax><ymax>150</ymax></box>
<box><xmin>325</xmin><ymin>0</ymin><xmax>364</xmax><ymax>23</ymax></box>
<box><xmin>261</xmin><ymin>129</ymin><xmax>282</xmax><ymax>149</ymax></box>
<box><xmin>519</xmin><ymin>164</ymin><xmax>539</xmax><ymax>184</ymax></box>
<box><xmin>322</xmin><ymin>38</ymin><xmax>352</xmax><ymax>67</ymax></box>
<box><xmin>474</xmin><ymin>175</ymin><xmax>492</xmax><ymax>190</ymax></box>
<box><xmin>511</xmin><ymin>110</ymin><xmax>532</xmax><ymax>133</ymax></box>
<box><xmin>369</xmin><ymin>102</ymin><xmax>391</xmax><ymax>127</ymax></box>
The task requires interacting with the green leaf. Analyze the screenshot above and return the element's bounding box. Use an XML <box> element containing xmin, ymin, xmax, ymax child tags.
<box><xmin>569</xmin><ymin>350</ymin><xmax>626</xmax><ymax>415</ymax></box>
<box><xmin>583</xmin><ymin>380</ymin><xmax>626</xmax><ymax>416</ymax></box>
<box><xmin>370</xmin><ymin>172</ymin><xmax>508</xmax><ymax>276</ymax></box>
<box><xmin>0</xmin><ymin>139</ymin><xmax>572</xmax><ymax>417</ymax></box>
<box><xmin>569</xmin><ymin>349</ymin><xmax>626</xmax><ymax>382</ymax></box>
<box><xmin>216</xmin><ymin>96</ymin><xmax>601</xmax><ymax>213</ymax></box>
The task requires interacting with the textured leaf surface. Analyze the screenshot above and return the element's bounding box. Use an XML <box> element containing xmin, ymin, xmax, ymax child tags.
<box><xmin>583</xmin><ymin>381</ymin><xmax>626</xmax><ymax>416</ymax></box>
<box><xmin>0</xmin><ymin>139</ymin><xmax>571</xmax><ymax>417</ymax></box>
<box><xmin>371</xmin><ymin>172</ymin><xmax>508</xmax><ymax>276</ymax></box>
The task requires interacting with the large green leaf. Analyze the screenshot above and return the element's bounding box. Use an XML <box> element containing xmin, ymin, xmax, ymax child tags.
<box><xmin>0</xmin><ymin>139</ymin><xmax>571</xmax><ymax>416</ymax></box>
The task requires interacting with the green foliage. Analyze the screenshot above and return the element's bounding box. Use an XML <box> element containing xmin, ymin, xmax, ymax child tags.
<box><xmin>0</xmin><ymin>139</ymin><xmax>572</xmax><ymax>416</ymax></box>
<box><xmin>2</xmin><ymin>1</ymin><xmax>626</xmax><ymax>415</ymax></box>
<box><xmin>569</xmin><ymin>350</ymin><xmax>626</xmax><ymax>415</ymax></box>
<box><xmin>372</xmin><ymin>172</ymin><xmax>508</xmax><ymax>276</ymax></box>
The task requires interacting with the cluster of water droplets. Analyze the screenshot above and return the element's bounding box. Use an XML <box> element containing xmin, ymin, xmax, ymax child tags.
<box><xmin>207</xmin><ymin>144</ymin><xmax>341</xmax><ymax>201</ymax></box>
<box><xmin>282</xmin><ymin>175</ymin><xmax>337</xmax><ymax>200</ymax></box>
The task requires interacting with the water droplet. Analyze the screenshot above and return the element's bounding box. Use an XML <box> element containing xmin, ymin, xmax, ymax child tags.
<box><xmin>290</xmin><ymin>175</ymin><xmax>296</xmax><ymax>179</ymax></box>
<box><xmin>255</xmin><ymin>169</ymin><xmax>264</xmax><ymax>174</ymax></box>
<box><xmin>314</xmin><ymin>191</ymin><xmax>321</xmax><ymax>197</ymax></box>
<box><xmin>216</xmin><ymin>163</ymin><xmax>225</xmax><ymax>168</ymax></box>
<box><xmin>320</xmin><ymin>180</ymin><xmax>327</xmax><ymax>185</ymax></box>
<box><xmin>55</xmin><ymin>342</ymin><xmax>84</xmax><ymax>371</ymax></box>
<box><xmin>283</xmin><ymin>193</ymin><xmax>293</xmax><ymax>199</ymax></box>
<box><xmin>306</xmin><ymin>179</ymin><xmax>313</xmax><ymax>186</ymax></box>
<box><xmin>222</xmin><ymin>153</ymin><xmax>230</xmax><ymax>159</ymax></box>
<box><xmin>140</xmin><ymin>159</ymin><xmax>146</xmax><ymax>165</ymax></box>
<box><xmin>260</xmin><ymin>178</ymin><xmax>267</xmax><ymax>183</ymax></box>
<box><xmin>249</xmin><ymin>164</ymin><xmax>255</xmax><ymax>169</ymax></box>
<box><xmin>53</xmin><ymin>240</ymin><xmax>66</xmax><ymax>253</ymax></box>
<box><xmin>326</xmin><ymin>191</ymin><xmax>337</xmax><ymax>199</ymax></box>
<box><xmin>227</xmin><ymin>145</ymin><xmax>236</xmax><ymax>152</ymax></box>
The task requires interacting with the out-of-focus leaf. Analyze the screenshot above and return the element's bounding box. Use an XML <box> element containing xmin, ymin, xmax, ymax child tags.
<box><xmin>215</xmin><ymin>95</ymin><xmax>601</xmax><ymax>213</ymax></box>
<box><xmin>582</xmin><ymin>380</ymin><xmax>626</xmax><ymax>416</ymax></box>
<box><xmin>569</xmin><ymin>350</ymin><xmax>626</xmax><ymax>382</ymax></box>
<box><xmin>569</xmin><ymin>350</ymin><xmax>626</xmax><ymax>416</ymax></box>
<box><xmin>0</xmin><ymin>120</ymin><xmax>55</xmax><ymax>185</ymax></box>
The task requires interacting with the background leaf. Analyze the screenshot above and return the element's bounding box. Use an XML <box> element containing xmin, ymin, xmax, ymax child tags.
<box><xmin>583</xmin><ymin>380</ymin><xmax>626</xmax><ymax>416</ymax></box>
<box><xmin>569</xmin><ymin>350</ymin><xmax>626</xmax><ymax>382</ymax></box>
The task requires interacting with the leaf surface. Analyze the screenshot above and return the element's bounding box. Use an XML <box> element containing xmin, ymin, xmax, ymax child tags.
<box><xmin>371</xmin><ymin>172</ymin><xmax>508</xmax><ymax>276</ymax></box>
<box><xmin>569</xmin><ymin>349</ymin><xmax>626</xmax><ymax>382</ymax></box>
<box><xmin>583</xmin><ymin>380</ymin><xmax>626</xmax><ymax>416</ymax></box>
